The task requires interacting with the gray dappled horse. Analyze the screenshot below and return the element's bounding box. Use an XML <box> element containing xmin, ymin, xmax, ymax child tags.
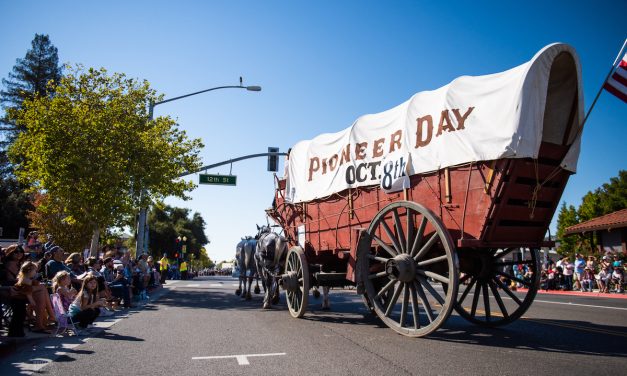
<box><xmin>254</xmin><ymin>225</ymin><xmax>288</xmax><ymax>309</ymax></box>
<box><xmin>235</xmin><ymin>236</ymin><xmax>260</xmax><ymax>300</ymax></box>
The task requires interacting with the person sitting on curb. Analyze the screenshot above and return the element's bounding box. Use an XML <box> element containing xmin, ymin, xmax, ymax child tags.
<box><xmin>101</xmin><ymin>258</ymin><xmax>134</xmax><ymax>308</ymax></box>
<box><xmin>581</xmin><ymin>267</ymin><xmax>595</xmax><ymax>292</ymax></box>
<box><xmin>68</xmin><ymin>274</ymin><xmax>104</xmax><ymax>329</ymax></box>
<box><xmin>611</xmin><ymin>266</ymin><xmax>624</xmax><ymax>293</ymax></box>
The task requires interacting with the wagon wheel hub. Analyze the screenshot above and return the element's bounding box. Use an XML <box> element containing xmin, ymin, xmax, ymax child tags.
<box><xmin>386</xmin><ymin>254</ymin><xmax>416</xmax><ymax>283</ymax></box>
<box><xmin>281</xmin><ymin>271</ymin><xmax>300</xmax><ymax>292</ymax></box>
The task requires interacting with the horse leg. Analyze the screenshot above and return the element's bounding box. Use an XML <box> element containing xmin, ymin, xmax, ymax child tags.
<box><xmin>236</xmin><ymin>276</ymin><xmax>242</xmax><ymax>296</ymax></box>
<box><xmin>246</xmin><ymin>276</ymin><xmax>253</xmax><ymax>300</ymax></box>
<box><xmin>271</xmin><ymin>278</ymin><xmax>280</xmax><ymax>305</ymax></box>
<box><xmin>321</xmin><ymin>286</ymin><xmax>331</xmax><ymax>310</ymax></box>
<box><xmin>262</xmin><ymin>274</ymin><xmax>272</xmax><ymax>309</ymax></box>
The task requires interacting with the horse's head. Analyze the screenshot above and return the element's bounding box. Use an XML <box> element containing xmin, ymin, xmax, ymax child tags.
<box><xmin>255</xmin><ymin>224</ymin><xmax>270</xmax><ymax>240</ymax></box>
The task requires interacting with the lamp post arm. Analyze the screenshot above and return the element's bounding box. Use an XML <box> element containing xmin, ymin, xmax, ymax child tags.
<box><xmin>154</xmin><ymin>85</ymin><xmax>260</xmax><ymax>107</ymax></box>
<box><xmin>179</xmin><ymin>151</ymin><xmax>287</xmax><ymax>178</ymax></box>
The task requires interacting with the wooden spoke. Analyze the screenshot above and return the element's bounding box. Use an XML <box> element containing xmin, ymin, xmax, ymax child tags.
<box><xmin>496</xmin><ymin>272</ymin><xmax>530</xmax><ymax>287</ymax></box>
<box><xmin>488</xmin><ymin>280</ymin><xmax>509</xmax><ymax>319</ymax></box>
<box><xmin>400</xmin><ymin>283</ymin><xmax>409</xmax><ymax>327</ymax></box>
<box><xmin>493</xmin><ymin>277</ymin><xmax>522</xmax><ymax>306</ymax></box>
<box><xmin>412</xmin><ymin>233</ymin><xmax>440</xmax><ymax>261</ymax></box>
<box><xmin>416</xmin><ymin>269</ymin><xmax>450</xmax><ymax>285</ymax></box>
<box><xmin>375</xmin><ymin>279</ymin><xmax>397</xmax><ymax>299</ymax></box>
<box><xmin>381</xmin><ymin>219</ymin><xmax>403</xmax><ymax>255</ymax></box>
<box><xmin>414</xmin><ymin>281</ymin><xmax>435</xmax><ymax>323</ymax></box>
<box><xmin>458</xmin><ymin>276</ymin><xmax>477</xmax><ymax>305</ymax></box>
<box><xmin>406</xmin><ymin>209</ymin><xmax>415</xmax><ymax>254</ymax></box>
<box><xmin>385</xmin><ymin>283</ymin><xmax>403</xmax><ymax>317</ymax></box>
<box><xmin>392</xmin><ymin>208</ymin><xmax>406</xmax><ymax>253</ymax></box>
<box><xmin>470</xmin><ymin>282</ymin><xmax>481</xmax><ymax>317</ymax></box>
<box><xmin>417</xmin><ymin>255</ymin><xmax>448</xmax><ymax>268</ymax></box>
<box><xmin>369</xmin><ymin>271</ymin><xmax>388</xmax><ymax>280</ymax></box>
<box><xmin>416</xmin><ymin>275</ymin><xmax>445</xmax><ymax>306</ymax></box>
<box><xmin>410</xmin><ymin>283</ymin><xmax>420</xmax><ymax>329</ymax></box>
<box><xmin>482</xmin><ymin>283</ymin><xmax>491</xmax><ymax>322</ymax></box>
<box><xmin>409</xmin><ymin>217</ymin><xmax>427</xmax><ymax>258</ymax></box>
<box><xmin>368</xmin><ymin>254</ymin><xmax>390</xmax><ymax>263</ymax></box>
<box><xmin>372</xmin><ymin>233</ymin><xmax>398</xmax><ymax>257</ymax></box>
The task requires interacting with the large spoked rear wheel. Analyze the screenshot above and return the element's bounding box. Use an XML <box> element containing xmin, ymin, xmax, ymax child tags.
<box><xmin>284</xmin><ymin>246</ymin><xmax>309</xmax><ymax>318</ymax></box>
<box><xmin>358</xmin><ymin>201</ymin><xmax>459</xmax><ymax>337</ymax></box>
<box><xmin>454</xmin><ymin>247</ymin><xmax>540</xmax><ymax>327</ymax></box>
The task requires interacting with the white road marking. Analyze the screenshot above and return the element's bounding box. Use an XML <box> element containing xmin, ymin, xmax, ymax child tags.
<box><xmin>532</xmin><ymin>299</ymin><xmax>627</xmax><ymax>311</ymax></box>
<box><xmin>210</xmin><ymin>284</ymin><xmax>225</xmax><ymax>287</ymax></box>
<box><xmin>192</xmin><ymin>352</ymin><xmax>286</xmax><ymax>365</ymax></box>
<box><xmin>185</xmin><ymin>284</ymin><xmax>200</xmax><ymax>287</ymax></box>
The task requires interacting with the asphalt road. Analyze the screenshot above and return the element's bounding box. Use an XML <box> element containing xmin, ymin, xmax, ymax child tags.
<box><xmin>4</xmin><ymin>276</ymin><xmax>627</xmax><ymax>376</ymax></box>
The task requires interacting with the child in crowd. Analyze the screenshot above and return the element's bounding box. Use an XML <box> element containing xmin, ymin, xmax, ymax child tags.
<box><xmin>612</xmin><ymin>267</ymin><xmax>624</xmax><ymax>293</ymax></box>
<box><xmin>68</xmin><ymin>275</ymin><xmax>104</xmax><ymax>328</ymax></box>
<box><xmin>52</xmin><ymin>271</ymin><xmax>77</xmax><ymax>311</ymax></box>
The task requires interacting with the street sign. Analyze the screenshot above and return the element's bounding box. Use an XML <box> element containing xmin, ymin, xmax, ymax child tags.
<box><xmin>199</xmin><ymin>174</ymin><xmax>237</xmax><ymax>186</ymax></box>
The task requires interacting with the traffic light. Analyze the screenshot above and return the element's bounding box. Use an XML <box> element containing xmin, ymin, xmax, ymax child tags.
<box><xmin>268</xmin><ymin>147</ymin><xmax>279</xmax><ymax>172</ymax></box>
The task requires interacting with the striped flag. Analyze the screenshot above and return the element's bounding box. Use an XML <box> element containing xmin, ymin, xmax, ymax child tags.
<box><xmin>604</xmin><ymin>53</ymin><xmax>627</xmax><ymax>103</ymax></box>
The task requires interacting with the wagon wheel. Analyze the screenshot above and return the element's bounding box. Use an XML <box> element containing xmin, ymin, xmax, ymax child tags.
<box><xmin>454</xmin><ymin>247</ymin><xmax>540</xmax><ymax>327</ymax></box>
<box><xmin>284</xmin><ymin>246</ymin><xmax>309</xmax><ymax>318</ymax></box>
<box><xmin>358</xmin><ymin>201</ymin><xmax>459</xmax><ymax>337</ymax></box>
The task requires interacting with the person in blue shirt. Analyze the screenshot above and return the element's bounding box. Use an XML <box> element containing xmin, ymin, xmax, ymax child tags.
<box><xmin>574</xmin><ymin>254</ymin><xmax>586</xmax><ymax>291</ymax></box>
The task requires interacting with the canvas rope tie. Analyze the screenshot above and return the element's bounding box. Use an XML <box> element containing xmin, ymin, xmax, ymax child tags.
<box><xmin>529</xmin><ymin>159</ymin><xmax>562</xmax><ymax>219</ymax></box>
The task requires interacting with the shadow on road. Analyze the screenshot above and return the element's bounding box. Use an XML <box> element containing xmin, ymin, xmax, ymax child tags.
<box><xmin>155</xmin><ymin>282</ymin><xmax>627</xmax><ymax>358</ymax></box>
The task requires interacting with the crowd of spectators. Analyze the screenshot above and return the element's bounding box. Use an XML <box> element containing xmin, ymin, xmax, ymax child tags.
<box><xmin>0</xmin><ymin>232</ymin><xmax>163</xmax><ymax>337</ymax></box>
<box><xmin>539</xmin><ymin>253</ymin><xmax>626</xmax><ymax>293</ymax></box>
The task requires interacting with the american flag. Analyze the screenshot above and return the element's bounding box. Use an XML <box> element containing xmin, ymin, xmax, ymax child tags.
<box><xmin>604</xmin><ymin>53</ymin><xmax>627</xmax><ymax>103</ymax></box>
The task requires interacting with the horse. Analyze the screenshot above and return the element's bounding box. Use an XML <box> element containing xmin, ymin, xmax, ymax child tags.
<box><xmin>254</xmin><ymin>225</ymin><xmax>289</xmax><ymax>309</ymax></box>
<box><xmin>235</xmin><ymin>236</ymin><xmax>261</xmax><ymax>300</ymax></box>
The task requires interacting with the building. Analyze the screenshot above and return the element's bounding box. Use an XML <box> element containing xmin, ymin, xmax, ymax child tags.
<box><xmin>564</xmin><ymin>208</ymin><xmax>627</xmax><ymax>254</ymax></box>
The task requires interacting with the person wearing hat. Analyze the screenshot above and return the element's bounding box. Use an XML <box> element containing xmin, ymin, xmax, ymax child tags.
<box><xmin>581</xmin><ymin>266</ymin><xmax>595</xmax><ymax>292</ymax></box>
<box><xmin>1</xmin><ymin>245</ymin><xmax>26</xmax><ymax>286</ymax></box>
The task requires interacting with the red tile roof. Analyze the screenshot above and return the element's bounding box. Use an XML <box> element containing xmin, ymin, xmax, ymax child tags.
<box><xmin>565</xmin><ymin>208</ymin><xmax>627</xmax><ymax>235</ymax></box>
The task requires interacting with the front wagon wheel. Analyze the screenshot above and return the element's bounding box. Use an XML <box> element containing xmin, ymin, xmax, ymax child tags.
<box><xmin>358</xmin><ymin>201</ymin><xmax>458</xmax><ymax>337</ymax></box>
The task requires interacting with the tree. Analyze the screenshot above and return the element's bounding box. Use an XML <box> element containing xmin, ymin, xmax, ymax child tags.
<box><xmin>27</xmin><ymin>193</ymin><xmax>92</xmax><ymax>252</ymax></box>
<box><xmin>147</xmin><ymin>204</ymin><xmax>209</xmax><ymax>258</ymax></box>
<box><xmin>1</xmin><ymin>34</ymin><xmax>62</xmax><ymax>142</ymax></box>
<box><xmin>598</xmin><ymin>170</ymin><xmax>627</xmax><ymax>215</ymax></box>
<box><xmin>556</xmin><ymin>202</ymin><xmax>579</xmax><ymax>257</ymax></box>
<box><xmin>8</xmin><ymin>66</ymin><xmax>203</xmax><ymax>255</ymax></box>
<box><xmin>0</xmin><ymin>34</ymin><xmax>61</xmax><ymax>237</ymax></box>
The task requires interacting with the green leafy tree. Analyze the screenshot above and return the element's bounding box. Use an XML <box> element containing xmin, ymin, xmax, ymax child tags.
<box><xmin>8</xmin><ymin>66</ymin><xmax>203</xmax><ymax>255</ymax></box>
<box><xmin>597</xmin><ymin>170</ymin><xmax>627</xmax><ymax>215</ymax></box>
<box><xmin>0</xmin><ymin>177</ymin><xmax>32</xmax><ymax>238</ymax></box>
<box><xmin>147</xmin><ymin>204</ymin><xmax>209</xmax><ymax>258</ymax></box>
<box><xmin>556</xmin><ymin>202</ymin><xmax>579</xmax><ymax>257</ymax></box>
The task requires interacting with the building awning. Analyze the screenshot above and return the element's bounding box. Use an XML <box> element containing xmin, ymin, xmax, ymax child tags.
<box><xmin>564</xmin><ymin>208</ymin><xmax>627</xmax><ymax>235</ymax></box>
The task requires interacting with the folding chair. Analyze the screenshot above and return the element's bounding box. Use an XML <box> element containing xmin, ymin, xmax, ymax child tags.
<box><xmin>50</xmin><ymin>293</ymin><xmax>81</xmax><ymax>336</ymax></box>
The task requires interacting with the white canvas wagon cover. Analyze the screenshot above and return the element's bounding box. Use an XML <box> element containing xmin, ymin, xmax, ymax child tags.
<box><xmin>286</xmin><ymin>43</ymin><xmax>583</xmax><ymax>203</ymax></box>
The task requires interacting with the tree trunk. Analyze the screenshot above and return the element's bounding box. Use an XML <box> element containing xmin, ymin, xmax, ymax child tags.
<box><xmin>89</xmin><ymin>227</ymin><xmax>100</xmax><ymax>258</ymax></box>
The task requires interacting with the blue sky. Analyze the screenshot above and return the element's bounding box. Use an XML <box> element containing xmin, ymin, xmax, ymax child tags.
<box><xmin>1</xmin><ymin>1</ymin><xmax>625</xmax><ymax>262</ymax></box>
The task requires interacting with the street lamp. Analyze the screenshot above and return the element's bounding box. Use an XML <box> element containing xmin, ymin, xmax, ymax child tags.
<box><xmin>136</xmin><ymin>79</ymin><xmax>261</xmax><ymax>255</ymax></box>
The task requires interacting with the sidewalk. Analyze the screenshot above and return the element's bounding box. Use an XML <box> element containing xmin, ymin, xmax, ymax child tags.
<box><xmin>0</xmin><ymin>284</ymin><xmax>172</xmax><ymax>373</ymax></box>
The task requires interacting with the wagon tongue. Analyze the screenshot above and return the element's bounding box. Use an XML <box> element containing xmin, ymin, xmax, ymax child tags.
<box><xmin>386</xmin><ymin>254</ymin><xmax>416</xmax><ymax>283</ymax></box>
